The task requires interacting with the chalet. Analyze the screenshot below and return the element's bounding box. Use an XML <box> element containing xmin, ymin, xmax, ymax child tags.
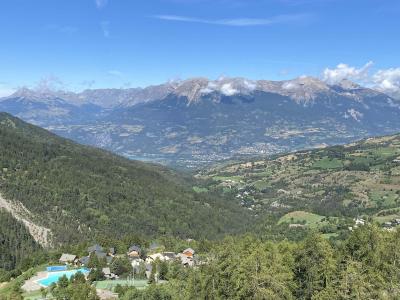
<box><xmin>96</xmin><ymin>251</ymin><xmax>113</xmax><ymax>264</ymax></box>
<box><xmin>182</xmin><ymin>248</ymin><xmax>195</xmax><ymax>258</ymax></box>
<box><xmin>354</xmin><ymin>218</ymin><xmax>365</xmax><ymax>227</ymax></box>
<box><xmin>383</xmin><ymin>222</ymin><xmax>393</xmax><ymax>228</ymax></box>
<box><xmin>59</xmin><ymin>253</ymin><xmax>78</xmax><ymax>265</ymax></box>
<box><xmin>102</xmin><ymin>267</ymin><xmax>118</xmax><ymax>279</ymax></box>
<box><xmin>163</xmin><ymin>252</ymin><xmax>176</xmax><ymax>260</ymax></box>
<box><xmin>108</xmin><ymin>248</ymin><xmax>116</xmax><ymax>256</ymax></box>
<box><xmin>146</xmin><ymin>252</ymin><xmax>176</xmax><ymax>263</ymax></box>
<box><xmin>146</xmin><ymin>253</ymin><xmax>164</xmax><ymax>263</ymax></box>
<box><xmin>88</xmin><ymin>244</ymin><xmax>104</xmax><ymax>253</ymax></box>
<box><xmin>177</xmin><ymin>253</ymin><xmax>194</xmax><ymax>267</ymax></box>
<box><xmin>80</xmin><ymin>244</ymin><xmax>113</xmax><ymax>266</ymax></box>
<box><xmin>127</xmin><ymin>245</ymin><xmax>141</xmax><ymax>258</ymax></box>
<box><xmin>79</xmin><ymin>256</ymin><xmax>90</xmax><ymax>266</ymax></box>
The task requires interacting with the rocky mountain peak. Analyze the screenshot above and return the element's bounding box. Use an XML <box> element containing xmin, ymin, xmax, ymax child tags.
<box><xmin>1</xmin><ymin>76</ymin><xmax>393</xmax><ymax>108</ymax></box>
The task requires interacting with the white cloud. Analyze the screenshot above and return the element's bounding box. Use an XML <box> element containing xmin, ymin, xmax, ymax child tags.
<box><xmin>373</xmin><ymin>68</ymin><xmax>400</xmax><ymax>98</ymax></box>
<box><xmin>153</xmin><ymin>13</ymin><xmax>310</xmax><ymax>27</ymax></box>
<box><xmin>220</xmin><ymin>83</ymin><xmax>238</xmax><ymax>96</ymax></box>
<box><xmin>101</xmin><ymin>21</ymin><xmax>110</xmax><ymax>38</ymax></box>
<box><xmin>95</xmin><ymin>0</ymin><xmax>108</xmax><ymax>9</ymax></box>
<box><xmin>282</xmin><ymin>81</ymin><xmax>297</xmax><ymax>90</ymax></box>
<box><xmin>323</xmin><ymin>61</ymin><xmax>373</xmax><ymax>84</ymax></box>
<box><xmin>322</xmin><ymin>61</ymin><xmax>400</xmax><ymax>100</ymax></box>
<box><xmin>243</xmin><ymin>80</ymin><xmax>256</xmax><ymax>90</ymax></box>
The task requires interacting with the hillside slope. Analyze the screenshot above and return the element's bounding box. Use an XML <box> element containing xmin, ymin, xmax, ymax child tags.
<box><xmin>0</xmin><ymin>112</ymin><xmax>250</xmax><ymax>245</ymax></box>
<box><xmin>0</xmin><ymin>209</ymin><xmax>41</xmax><ymax>275</ymax></box>
<box><xmin>199</xmin><ymin>134</ymin><xmax>400</xmax><ymax>219</ymax></box>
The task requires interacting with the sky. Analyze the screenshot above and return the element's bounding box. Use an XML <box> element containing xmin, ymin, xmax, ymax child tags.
<box><xmin>0</xmin><ymin>0</ymin><xmax>400</xmax><ymax>97</ymax></box>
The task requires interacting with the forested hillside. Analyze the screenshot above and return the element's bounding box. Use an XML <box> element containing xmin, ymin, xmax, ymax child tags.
<box><xmin>0</xmin><ymin>112</ymin><xmax>250</xmax><ymax>245</ymax></box>
<box><xmin>115</xmin><ymin>226</ymin><xmax>400</xmax><ymax>299</ymax></box>
<box><xmin>0</xmin><ymin>210</ymin><xmax>41</xmax><ymax>281</ymax></box>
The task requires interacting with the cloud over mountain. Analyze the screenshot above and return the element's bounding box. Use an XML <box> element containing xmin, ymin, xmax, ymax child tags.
<box><xmin>323</xmin><ymin>61</ymin><xmax>373</xmax><ymax>84</ymax></box>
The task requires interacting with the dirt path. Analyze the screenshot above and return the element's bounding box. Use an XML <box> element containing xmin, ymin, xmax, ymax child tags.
<box><xmin>0</xmin><ymin>193</ymin><xmax>52</xmax><ymax>248</ymax></box>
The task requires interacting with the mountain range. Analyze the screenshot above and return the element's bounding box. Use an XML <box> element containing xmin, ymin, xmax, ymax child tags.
<box><xmin>2</xmin><ymin>77</ymin><xmax>400</xmax><ymax>168</ymax></box>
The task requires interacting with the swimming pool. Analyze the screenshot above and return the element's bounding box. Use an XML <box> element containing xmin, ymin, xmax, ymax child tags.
<box><xmin>38</xmin><ymin>268</ymin><xmax>90</xmax><ymax>287</ymax></box>
<box><xmin>47</xmin><ymin>266</ymin><xmax>67</xmax><ymax>272</ymax></box>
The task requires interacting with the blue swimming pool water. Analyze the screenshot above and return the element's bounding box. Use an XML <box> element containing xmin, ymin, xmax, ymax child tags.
<box><xmin>38</xmin><ymin>268</ymin><xmax>89</xmax><ymax>287</ymax></box>
<box><xmin>47</xmin><ymin>266</ymin><xmax>67</xmax><ymax>272</ymax></box>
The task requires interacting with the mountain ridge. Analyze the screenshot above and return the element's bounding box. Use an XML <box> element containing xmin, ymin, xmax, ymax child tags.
<box><xmin>3</xmin><ymin>76</ymin><xmax>392</xmax><ymax>108</ymax></box>
<box><xmin>1</xmin><ymin>77</ymin><xmax>400</xmax><ymax>168</ymax></box>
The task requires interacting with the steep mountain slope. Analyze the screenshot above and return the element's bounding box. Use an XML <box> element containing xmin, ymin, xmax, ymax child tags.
<box><xmin>198</xmin><ymin>134</ymin><xmax>400</xmax><ymax>219</ymax></box>
<box><xmin>0</xmin><ymin>112</ymin><xmax>250</xmax><ymax>246</ymax></box>
<box><xmin>0</xmin><ymin>209</ymin><xmax>41</xmax><ymax>275</ymax></box>
<box><xmin>1</xmin><ymin>77</ymin><xmax>400</xmax><ymax>167</ymax></box>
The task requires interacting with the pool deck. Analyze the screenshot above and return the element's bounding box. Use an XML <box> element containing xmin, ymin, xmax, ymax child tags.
<box><xmin>22</xmin><ymin>271</ymin><xmax>47</xmax><ymax>292</ymax></box>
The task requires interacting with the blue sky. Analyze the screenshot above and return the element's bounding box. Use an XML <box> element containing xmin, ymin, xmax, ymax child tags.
<box><xmin>0</xmin><ymin>0</ymin><xmax>400</xmax><ymax>95</ymax></box>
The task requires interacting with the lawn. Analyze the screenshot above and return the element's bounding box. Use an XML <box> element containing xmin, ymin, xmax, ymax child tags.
<box><xmin>93</xmin><ymin>279</ymin><xmax>149</xmax><ymax>291</ymax></box>
<box><xmin>278</xmin><ymin>211</ymin><xmax>327</xmax><ymax>228</ymax></box>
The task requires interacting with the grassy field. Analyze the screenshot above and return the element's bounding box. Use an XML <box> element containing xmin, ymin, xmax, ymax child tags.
<box><xmin>22</xmin><ymin>290</ymin><xmax>43</xmax><ymax>300</ymax></box>
<box><xmin>278</xmin><ymin>211</ymin><xmax>326</xmax><ymax>228</ymax></box>
<box><xmin>312</xmin><ymin>157</ymin><xmax>343</xmax><ymax>169</ymax></box>
<box><xmin>93</xmin><ymin>279</ymin><xmax>149</xmax><ymax>291</ymax></box>
<box><xmin>193</xmin><ymin>186</ymin><xmax>208</xmax><ymax>193</ymax></box>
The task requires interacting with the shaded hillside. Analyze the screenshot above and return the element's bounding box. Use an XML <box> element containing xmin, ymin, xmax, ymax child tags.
<box><xmin>199</xmin><ymin>134</ymin><xmax>400</xmax><ymax>219</ymax></box>
<box><xmin>0</xmin><ymin>112</ymin><xmax>250</xmax><ymax>245</ymax></box>
<box><xmin>0</xmin><ymin>209</ymin><xmax>41</xmax><ymax>278</ymax></box>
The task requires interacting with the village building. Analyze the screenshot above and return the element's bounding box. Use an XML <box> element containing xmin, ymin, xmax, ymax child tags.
<box><xmin>127</xmin><ymin>245</ymin><xmax>142</xmax><ymax>259</ymax></box>
<box><xmin>177</xmin><ymin>253</ymin><xmax>194</xmax><ymax>267</ymax></box>
<box><xmin>145</xmin><ymin>251</ymin><xmax>176</xmax><ymax>263</ymax></box>
<box><xmin>59</xmin><ymin>253</ymin><xmax>78</xmax><ymax>265</ymax></box>
<box><xmin>79</xmin><ymin>256</ymin><xmax>90</xmax><ymax>266</ymax></box>
<box><xmin>88</xmin><ymin>244</ymin><xmax>104</xmax><ymax>253</ymax></box>
<box><xmin>182</xmin><ymin>248</ymin><xmax>195</xmax><ymax>258</ymax></box>
<box><xmin>102</xmin><ymin>267</ymin><xmax>118</xmax><ymax>279</ymax></box>
<box><xmin>108</xmin><ymin>247</ymin><xmax>116</xmax><ymax>256</ymax></box>
<box><xmin>80</xmin><ymin>244</ymin><xmax>113</xmax><ymax>266</ymax></box>
<box><xmin>162</xmin><ymin>252</ymin><xmax>176</xmax><ymax>260</ymax></box>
